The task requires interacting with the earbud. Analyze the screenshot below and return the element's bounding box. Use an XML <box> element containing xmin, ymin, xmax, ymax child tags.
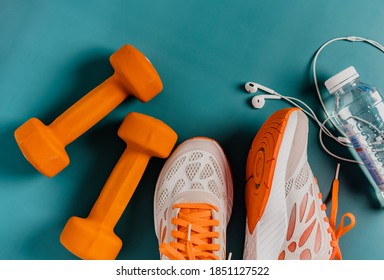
<box><xmin>251</xmin><ymin>94</ymin><xmax>281</xmax><ymax>109</ymax></box>
<box><xmin>245</xmin><ymin>81</ymin><xmax>281</xmax><ymax>108</ymax></box>
<box><xmin>245</xmin><ymin>82</ymin><xmax>258</xmax><ymax>93</ymax></box>
<box><xmin>245</xmin><ymin>82</ymin><xmax>276</xmax><ymax>94</ymax></box>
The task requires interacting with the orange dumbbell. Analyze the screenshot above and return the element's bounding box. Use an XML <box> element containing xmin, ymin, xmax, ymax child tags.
<box><xmin>14</xmin><ymin>45</ymin><xmax>163</xmax><ymax>177</ymax></box>
<box><xmin>60</xmin><ymin>112</ymin><xmax>177</xmax><ymax>260</ymax></box>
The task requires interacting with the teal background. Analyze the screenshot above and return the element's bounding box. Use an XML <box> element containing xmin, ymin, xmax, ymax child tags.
<box><xmin>1</xmin><ymin>0</ymin><xmax>384</xmax><ymax>260</ymax></box>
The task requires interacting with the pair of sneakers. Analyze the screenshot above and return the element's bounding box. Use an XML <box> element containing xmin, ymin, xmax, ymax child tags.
<box><xmin>153</xmin><ymin>108</ymin><xmax>355</xmax><ymax>260</ymax></box>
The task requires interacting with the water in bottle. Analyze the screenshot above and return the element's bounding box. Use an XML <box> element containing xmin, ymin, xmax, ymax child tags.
<box><xmin>325</xmin><ymin>66</ymin><xmax>384</xmax><ymax>196</ymax></box>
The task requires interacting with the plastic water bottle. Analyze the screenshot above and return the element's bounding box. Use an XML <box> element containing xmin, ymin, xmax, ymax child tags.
<box><xmin>325</xmin><ymin>66</ymin><xmax>384</xmax><ymax>196</ymax></box>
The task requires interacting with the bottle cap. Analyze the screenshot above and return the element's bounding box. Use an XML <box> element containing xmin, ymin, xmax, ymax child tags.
<box><xmin>325</xmin><ymin>66</ymin><xmax>360</xmax><ymax>94</ymax></box>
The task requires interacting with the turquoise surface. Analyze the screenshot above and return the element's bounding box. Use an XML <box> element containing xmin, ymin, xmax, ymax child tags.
<box><xmin>1</xmin><ymin>0</ymin><xmax>384</xmax><ymax>260</ymax></box>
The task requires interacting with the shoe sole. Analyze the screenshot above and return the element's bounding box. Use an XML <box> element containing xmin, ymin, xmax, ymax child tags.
<box><xmin>245</xmin><ymin>108</ymin><xmax>300</xmax><ymax>235</ymax></box>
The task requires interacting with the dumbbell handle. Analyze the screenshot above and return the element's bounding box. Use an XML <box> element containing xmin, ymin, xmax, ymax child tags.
<box><xmin>50</xmin><ymin>74</ymin><xmax>126</xmax><ymax>146</ymax></box>
<box><xmin>87</xmin><ymin>148</ymin><xmax>150</xmax><ymax>229</ymax></box>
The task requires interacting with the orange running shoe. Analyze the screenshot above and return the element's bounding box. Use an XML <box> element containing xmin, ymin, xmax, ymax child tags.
<box><xmin>154</xmin><ymin>137</ymin><xmax>233</xmax><ymax>260</ymax></box>
<box><xmin>243</xmin><ymin>108</ymin><xmax>355</xmax><ymax>260</ymax></box>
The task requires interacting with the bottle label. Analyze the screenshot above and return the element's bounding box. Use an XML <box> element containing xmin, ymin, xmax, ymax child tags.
<box><xmin>344</xmin><ymin>125</ymin><xmax>384</xmax><ymax>191</ymax></box>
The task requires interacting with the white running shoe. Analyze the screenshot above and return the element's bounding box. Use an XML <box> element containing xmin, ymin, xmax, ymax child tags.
<box><xmin>154</xmin><ymin>137</ymin><xmax>233</xmax><ymax>260</ymax></box>
<box><xmin>243</xmin><ymin>108</ymin><xmax>355</xmax><ymax>260</ymax></box>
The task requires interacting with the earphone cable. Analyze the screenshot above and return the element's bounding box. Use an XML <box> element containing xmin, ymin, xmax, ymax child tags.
<box><xmin>312</xmin><ymin>35</ymin><xmax>384</xmax><ymax>164</ymax></box>
<box><xmin>246</xmin><ymin>36</ymin><xmax>384</xmax><ymax>164</ymax></box>
<box><xmin>271</xmin><ymin>90</ymin><xmax>353</xmax><ymax>147</ymax></box>
<box><xmin>312</xmin><ymin>36</ymin><xmax>348</xmax><ymax>133</ymax></box>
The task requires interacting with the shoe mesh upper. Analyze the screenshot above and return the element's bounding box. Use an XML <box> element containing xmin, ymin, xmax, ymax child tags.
<box><xmin>294</xmin><ymin>163</ymin><xmax>310</xmax><ymax>190</ymax></box>
<box><xmin>156</xmin><ymin>151</ymin><xmax>227</xmax><ymax>216</ymax></box>
<box><xmin>279</xmin><ymin>165</ymin><xmax>332</xmax><ymax>260</ymax></box>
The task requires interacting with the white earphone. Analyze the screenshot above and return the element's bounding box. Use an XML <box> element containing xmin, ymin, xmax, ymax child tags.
<box><xmin>245</xmin><ymin>82</ymin><xmax>276</xmax><ymax>95</ymax></box>
<box><xmin>244</xmin><ymin>35</ymin><xmax>384</xmax><ymax>164</ymax></box>
<box><xmin>251</xmin><ymin>94</ymin><xmax>281</xmax><ymax>109</ymax></box>
<box><xmin>245</xmin><ymin>82</ymin><xmax>281</xmax><ymax>109</ymax></box>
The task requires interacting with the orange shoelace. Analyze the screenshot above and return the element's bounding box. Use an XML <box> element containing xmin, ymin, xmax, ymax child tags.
<box><xmin>326</xmin><ymin>164</ymin><xmax>356</xmax><ymax>260</ymax></box>
<box><xmin>159</xmin><ymin>203</ymin><xmax>220</xmax><ymax>260</ymax></box>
